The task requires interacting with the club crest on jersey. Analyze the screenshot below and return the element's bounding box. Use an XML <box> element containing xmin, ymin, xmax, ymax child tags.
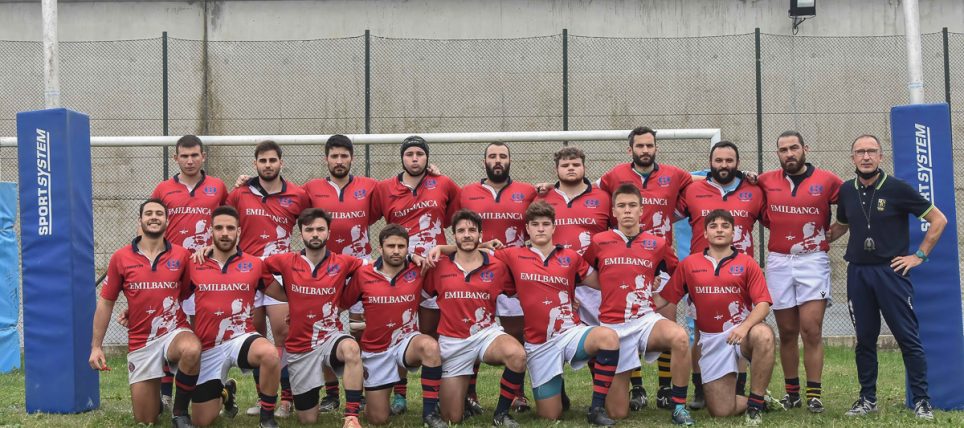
<box><xmin>877</xmin><ymin>199</ymin><xmax>887</xmax><ymax>211</ymax></box>
<box><xmin>353</xmin><ymin>189</ymin><xmax>367</xmax><ymax>200</ymax></box>
<box><xmin>640</xmin><ymin>239</ymin><xmax>658</xmax><ymax>250</ymax></box>
<box><xmin>556</xmin><ymin>256</ymin><xmax>572</xmax><ymax>267</ymax></box>
<box><xmin>808</xmin><ymin>184</ymin><xmax>824</xmax><ymax>196</ymax></box>
<box><xmin>203</xmin><ymin>185</ymin><xmax>218</xmax><ymax>196</ymax></box>
<box><xmin>403</xmin><ymin>270</ymin><xmax>418</xmax><ymax>282</ymax></box>
<box><xmin>165</xmin><ymin>259</ymin><xmax>181</xmax><ymax>271</ymax></box>
<box><xmin>327</xmin><ymin>264</ymin><xmax>341</xmax><ymax>276</ymax></box>
<box><xmin>479</xmin><ymin>270</ymin><xmax>495</xmax><ymax>282</ymax></box>
<box><xmin>279</xmin><ymin>196</ymin><xmax>294</xmax><ymax>207</ymax></box>
<box><xmin>728</xmin><ymin>264</ymin><xmax>745</xmax><ymax>275</ymax></box>
<box><xmin>424</xmin><ymin>178</ymin><xmax>438</xmax><ymax>189</ymax></box>
<box><xmin>657</xmin><ymin>176</ymin><xmax>672</xmax><ymax>187</ymax></box>
<box><xmin>511</xmin><ymin>192</ymin><xmax>526</xmax><ymax>203</ymax></box>
<box><xmin>737</xmin><ymin>191</ymin><xmax>753</xmax><ymax>201</ymax></box>
<box><xmin>237</xmin><ymin>261</ymin><xmax>254</xmax><ymax>272</ymax></box>
<box><xmin>584</xmin><ymin>199</ymin><xmax>600</xmax><ymax>208</ymax></box>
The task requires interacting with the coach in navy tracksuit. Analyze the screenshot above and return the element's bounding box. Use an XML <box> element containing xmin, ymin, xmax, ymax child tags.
<box><xmin>828</xmin><ymin>134</ymin><xmax>947</xmax><ymax>420</ymax></box>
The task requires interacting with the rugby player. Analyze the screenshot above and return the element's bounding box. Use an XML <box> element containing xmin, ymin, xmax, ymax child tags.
<box><xmin>187</xmin><ymin>206</ymin><xmax>282</xmax><ymax>428</ymax></box>
<box><xmin>657</xmin><ymin>209</ymin><xmax>775</xmax><ymax>425</ymax></box>
<box><xmin>757</xmin><ymin>131</ymin><xmax>842</xmax><ymax>413</ymax></box>
<box><xmin>261</xmin><ymin>208</ymin><xmax>365</xmax><ymax>427</ymax></box>
<box><xmin>90</xmin><ymin>199</ymin><xmax>201</xmax><ymax>427</ymax></box>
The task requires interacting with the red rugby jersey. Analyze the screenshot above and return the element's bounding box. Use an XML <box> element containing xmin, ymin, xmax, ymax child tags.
<box><xmin>494</xmin><ymin>246</ymin><xmax>591</xmax><ymax>345</ymax></box>
<box><xmin>660</xmin><ymin>250</ymin><xmax>771</xmax><ymax>333</ymax></box>
<box><xmin>225</xmin><ymin>178</ymin><xmax>309</xmax><ymax>257</ymax></box>
<box><xmin>371</xmin><ymin>174</ymin><xmax>461</xmax><ymax>256</ymax></box>
<box><xmin>340</xmin><ymin>260</ymin><xmax>425</xmax><ymax>353</ymax></box>
<box><xmin>303</xmin><ymin>175</ymin><xmax>379</xmax><ymax>259</ymax></box>
<box><xmin>535</xmin><ymin>180</ymin><xmax>611</xmax><ymax>255</ymax></box>
<box><xmin>583</xmin><ymin>230</ymin><xmax>678</xmax><ymax>324</ymax></box>
<box><xmin>150</xmin><ymin>172</ymin><xmax>228</xmax><ymax>253</ymax></box>
<box><xmin>676</xmin><ymin>179</ymin><xmax>765</xmax><ymax>257</ymax></box>
<box><xmin>758</xmin><ymin>165</ymin><xmax>842</xmax><ymax>254</ymax></box>
<box><xmin>460</xmin><ymin>179</ymin><xmax>537</xmax><ymax>247</ymax></box>
<box><xmin>599</xmin><ymin>163</ymin><xmax>692</xmax><ymax>243</ymax></box>
<box><xmin>262</xmin><ymin>250</ymin><xmax>364</xmax><ymax>353</ymax></box>
<box><xmin>101</xmin><ymin>238</ymin><xmax>192</xmax><ymax>352</ymax></box>
<box><xmin>188</xmin><ymin>250</ymin><xmax>264</xmax><ymax>350</ymax></box>
<box><xmin>424</xmin><ymin>252</ymin><xmax>513</xmax><ymax>338</ymax></box>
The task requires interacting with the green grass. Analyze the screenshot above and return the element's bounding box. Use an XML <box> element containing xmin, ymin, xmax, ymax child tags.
<box><xmin>0</xmin><ymin>346</ymin><xmax>960</xmax><ymax>427</ymax></box>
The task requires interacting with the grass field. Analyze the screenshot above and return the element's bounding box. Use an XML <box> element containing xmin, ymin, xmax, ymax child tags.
<box><xmin>0</xmin><ymin>346</ymin><xmax>959</xmax><ymax>427</ymax></box>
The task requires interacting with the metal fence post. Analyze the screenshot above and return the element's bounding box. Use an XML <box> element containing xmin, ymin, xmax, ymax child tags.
<box><xmin>562</xmin><ymin>29</ymin><xmax>569</xmax><ymax>146</ymax></box>
<box><xmin>944</xmin><ymin>27</ymin><xmax>952</xmax><ymax>109</ymax></box>
<box><xmin>365</xmin><ymin>29</ymin><xmax>372</xmax><ymax>177</ymax></box>
<box><xmin>162</xmin><ymin>31</ymin><xmax>169</xmax><ymax>180</ymax></box>
<box><xmin>755</xmin><ymin>28</ymin><xmax>765</xmax><ymax>265</ymax></box>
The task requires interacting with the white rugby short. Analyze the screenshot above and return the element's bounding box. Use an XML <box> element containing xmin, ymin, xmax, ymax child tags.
<box><xmin>603</xmin><ymin>312</ymin><xmax>665</xmax><ymax>373</ymax></box>
<box><xmin>254</xmin><ymin>257</ymin><xmax>286</xmax><ymax>308</ymax></box>
<box><xmin>496</xmin><ymin>294</ymin><xmax>524</xmax><ymax>317</ymax></box>
<box><xmin>287</xmin><ymin>333</ymin><xmax>353</xmax><ymax>395</ymax></box>
<box><xmin>765</xmin><ymin>251</ymin><xmax>832</xmax><ymax>310</ymax></box>
<box><xmin>182</xmin><ymin>294</ymin><xmax>196</xmax><ymax>317</ymax></box>
<box><xmin>198</xmin><ymin>332</ymin><xmax>261</xmax><ymax>385</ymax></box>
<box><xmin>439</xmin><ymin>324</ymin><xmax>507</xmax><ymax>378</ymax></box>
<box><xmin>348</xmin><ymin>301</ymin><xmax>365</xmax><ymax>315</ymax></box>
<box><xmin>420</xmin><ymin>295</ymin><xmax>439</xmax><ymax>310</ymax></box>
<box><xmin>524</xmin><ymin>324</ymin><xmax>594</xmax><ymax>389</ymax></box>
<box><xmin>697</xmin><ymin>327</ymin><xmax>746</xmax><ymax>384</ymax></box>
<box><xmin>575</xmin><ymin>286</ymin><xmax>602</xmax><ymax>326</ymax></box>
<box><xmin>127</xmin><ymin>328</ymin><xmax>192</xmax><ymax>384</ymax></box>
<box><xmin>361</xmin><ymin>332</ymin><xmax>421</xmax><ymax>389</ymax></box>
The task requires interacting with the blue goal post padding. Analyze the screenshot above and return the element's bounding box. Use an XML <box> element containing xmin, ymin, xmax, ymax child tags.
<box><xmin>17</xmin><ymin>108</ymin><xmax>99</xmax><ymax>413</ymax></box>
<box><xmin>891</xmin><ymin>103</ymin><xmax>964</xmax><ymax>410</ymax></box>
<box><xmin>0</xmin><ymin>182</ymin><xmax>19</xmax><ymax>373</ymax></box>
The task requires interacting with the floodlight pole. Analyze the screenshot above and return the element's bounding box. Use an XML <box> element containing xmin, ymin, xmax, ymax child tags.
<box><xmin>42</xmin><ymin>0</ymin><xmax>61</xmax><ymax>108</ymax></box>
<box><xmin>902</xmin><ymin>0</ymin><xmax>924</xmax><ymax>105</ymax></box>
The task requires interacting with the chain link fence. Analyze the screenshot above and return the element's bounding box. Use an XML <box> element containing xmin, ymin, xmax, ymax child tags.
<box><xmin>1</xmin><ymin>31</ymin><xmax>963</xmax><ymax>345</ymax></box>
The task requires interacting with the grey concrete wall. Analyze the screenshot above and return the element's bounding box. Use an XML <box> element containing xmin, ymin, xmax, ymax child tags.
<box><xmin>0</xmin><ymin>0</ymin><xmax>963</xmax><ymax>42</ymax></box>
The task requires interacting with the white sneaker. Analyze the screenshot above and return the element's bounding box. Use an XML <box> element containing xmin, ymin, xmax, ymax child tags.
<box><xmin>274</xmin><ymin>400</ymin><xmax>293</xmax><ymax>418</ymax></box>
<box><xmin>246</xmin><ymin>405</ymin><xmax>261</xmax><ymax>416</ymax></box>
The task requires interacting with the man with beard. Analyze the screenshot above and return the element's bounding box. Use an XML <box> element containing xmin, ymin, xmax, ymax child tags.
<box><xmin>90</xmin><ymin>199</ymin><xmax>201</xmax><ymax>427</ymax></box>
<box><xmin>369</xmin><ymin>136</ymin><xmax>460</xmax><ymax>415</ymax></box>
<box><xmin>340</xmin><ymin>224</ymin><xmax>447</xmax><ymax>428</ymax></box>
<box><xmin>260</xmin><ymin>208</ymin><xmax>365</xmax><ymax>428</ymax></box>
<box><xmin>458</xmin><ymin>142</ymin><xmax>536</xmax><ymax>412</ymax></box>
<box><xmin>187</xmin><ymin>206</ymin><xmax>282</xmax><ymax>428</ymax></box>
<box><xmin>423</xmin><ymin>209</ymin><xmax>527</xmax><ymax>427</ymax></box>
<box><xmin>598</xmin><ymin>126</ymin><xmax>694</xmax><ymax>411</ymax></box>
<box><xmin>226</xmin><ymin>140</ymin><xmax>309</xmax><ymax>417</ymax></box>
<box><xmin>757</xmin><ymin>131</ymin><xmax>842</xmax><ymax>413</ymax></box>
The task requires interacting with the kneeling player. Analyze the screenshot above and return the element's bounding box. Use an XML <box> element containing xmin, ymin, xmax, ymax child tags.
<box><xmin>424</xmin><ymin>210</ymin><xmax>527</xmax><ymax>427</ymax></box>
<box><xmin>584</xmin><ymin>184</ymin><xmax>694</xmax><ymax>425</ymax></box>
<box><xmin>340</xmin><ymin>224</ymin><xmax>446</xmax><ymax>428</ymax></box>
<box><xmin>189</xmin><ymin>206</ymin><xmax>282</xmax><ymax>428</ymax></box>
<box><xmin>90</xmin><ymin>199</ymin><xmax>202</xmax><ymax>427</ymax></box>
<box><xmin>657</xmin><ymin>209</ymin><xmax>775</xmax><ymax>425</ymax></box>
<box><xmin>261</xmin><ymin>208</ymin><xmax>366</xmax><ymax>427</ymax></box>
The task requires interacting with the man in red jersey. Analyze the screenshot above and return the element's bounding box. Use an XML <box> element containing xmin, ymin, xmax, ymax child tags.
<box><xmin>340</xmin><ymin>224</ymin><xmax>447</xmax><ymax>428</ymax></box>
<box><xmin>658</xmin><ymin>209</ymin><xmax>775</xmax><ymax>425</ymax></box>
<box><xmin>225</xmin><ymin>140</ymin><xmax>309</xmax><ymax>417</ymax></box>
<box><xmin>584</xmin><ymin>184</ymin><xmax>694</xmax><ymax>426</ymax></box>
<box><xmin>458</xmin><ymin>142</ymin><xmax>536</xmax><ymax>412</ymax></box>
<box><xmin>90</xmin><ymin>199</ymin><xmax>201</xmax><ymax>427</ymax></box>
<box><xmin>598</xmin><ymin>126</ymin><xmax>694</xmax><ymax>410</ymax></box>
<box><xmin>187</xmin><ymin>206</ymin><xmax>283</xmax><ymax>428</ymax></box>
<box><xmin>261</xmin><ymin>208</ymin><xmax>365</xmax><ymax>428</ymax></box>
<box><xmin>423</xmin><ymin>209</ymin><xmax>527</xmax><ymax>427</ymax></box>
<box><xmin>757</xmin><ymin>131</ymin><xmax>842</xmax><ymax>413</ymax></box>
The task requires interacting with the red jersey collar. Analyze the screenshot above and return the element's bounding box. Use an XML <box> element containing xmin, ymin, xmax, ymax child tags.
<box><xmin>299</xmin><ymin>248</ymin><xmax>332</xmax><ymax>277</ymax></box>
<box><xmin>701</xmin><ymin>246</ymin><xmax>739</xmax><ymax>275</ymax></box>
<box><xmin>130</xmin><ymin>236</ymin><xmax>173</xmax><ymax>271</ymax></box>
<box><xmin>246</xmin><ymin>176</ymin><xmax>289</xmax><ymax>199</ymax></box>
<box><xmin>172</xmin><ymin>171</ymin><xmax>208</xmax><ymax>196</ymax></box>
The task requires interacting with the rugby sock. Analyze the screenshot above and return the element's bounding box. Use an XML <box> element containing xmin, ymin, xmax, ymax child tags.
<box><xmin>280</xmin><ymin>366</ymin><xmax>293</xmax><ymax>402</ymax></box>
<box><xmin>172</xmin><ymin>371</ymin><xmax>198</xmax><ymax>416</ymax></box>
<box><xmin>393</xmin><ymin>379</ymin><xmax>408</xmax><ymax>398</ymax></box>
<box><xmin>692</xmin><ymin>373</ymin><xmax>703</xmax><ymax>395</ymax></box>
<box><xmin>344</xmin><ymin>389</ymin><xmax>362</xmax><ymax>418</ymax></box>
<box><xmin>496</xmin><ymin>368</ymin><xmax>525</xmax><ymax>414</ymax></box>
<box><xmin>748</xmin><ymin>393</ymin><xmax>765</xmax><ymax>411</ymax></box>
<box><xmin>630</xmin><ymin>368</ymin><xmax>643</xmax><ymax>391</ymax></box>
<box><xmin>160</xmin><ymin>364</ymin><xmax>174</xmax><ymax>397</ymax></box>
<box><xmin>325</xmin><ymin>381</ymin><xmax>340</xmax><ymax>401</ymax></box>
<box><xmin>468</xmin><ymin>363</ymin><xmax>480</xmax><ymax>399</ymax></box>
<box><xmin>591</xmin><ymin>349</ymin><xmax>619</xmax><ymax>409</ymax></box>
<box><xmin>658</xmin><ymin>352</ymin><xmax>673</xmax><ymax>388</ymax></box>
<box><xmin>785</xmin><ymin>377</ymin><xmax>801</xmax><ymax>399</ymax></box>
<box><xmin>421</xmin><ymin>365</ymin><xmax>443</xmax><ymax>418</ymax></box>
<box><xmin>258</xmin><ymin>393</ymin><xmax>278</xmax><ymax>421</ymax></box>
<box><xmin>671</xmin><ymin>384</ymin><xmax>688</xmax><ymax>410</ymax></box>
<box><xmin>253</xmin><ymin>368</ymin><xmax>262</xmax><ymax>395</ymax></box>
<box><xmin>806</xmin><ymin>381</ymin><xmax>822</xmax><ymax>400</ymax></box>
<box><xmin>736</xmin><ymin>372</ymin><xmax>747</xmax><ymax>396</ymax></box>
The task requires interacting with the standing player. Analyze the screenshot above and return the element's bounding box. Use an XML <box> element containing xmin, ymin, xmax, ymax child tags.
<box><xmin>260</xmin><ymin>208</ymin><xmax>365</xmax><ymax>428</ymax></box>
<box><xmin>89</xmin><ymin>199</ymin><xmax>201</xmax><ymax>427</ymax></box>
<box><xmin>458</xmin><ymin>141</ymin><xmax>536</xmax><ymax>412</ymax></box>
<box><xmin>150</xmin><ymin>135</ymin><xmax>227</xmax><ymax>408</ymax></box>
<box><xmin>757</xmin><ymin>131</ymin><xmax>842</xmax><ymax>413</ymax></box>
<box><xmin>340</xmin><ymin>224</ymin><xmax>447</xmax><ymax>428</ymax></box>
<box><xmin>423</xmin><ymin>209</ymin><xmax>527</xmax><ymax>427</ymax></box>
<box><xmin>583</xmin><ymin>184</ymin><xmax>694</xmax><ymax>425</ymax></box>
<box><xmin>658</xmin><ymin>209</ymin><xmax>776</xmax><ymax>425</ymax></box>
<box><xmin>187</xmin><ymin>206</ymin><xmax>282</xmax><ymax>428</ymax></box>
<box><xmin>598</xmin><ymin>126</ymin><xmax>693</xmax><ymax>410</ymax></box>
<box><xmin>226</xmin><ymin>140</ymin><xmax>309</xmax><ymax>416</ymax></box>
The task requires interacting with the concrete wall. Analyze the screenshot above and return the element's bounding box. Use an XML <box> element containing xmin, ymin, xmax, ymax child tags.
<box><xmin>0</xmin><ymin>0</ymin><xmax>963</xmax><ymax>42</ymax></box>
